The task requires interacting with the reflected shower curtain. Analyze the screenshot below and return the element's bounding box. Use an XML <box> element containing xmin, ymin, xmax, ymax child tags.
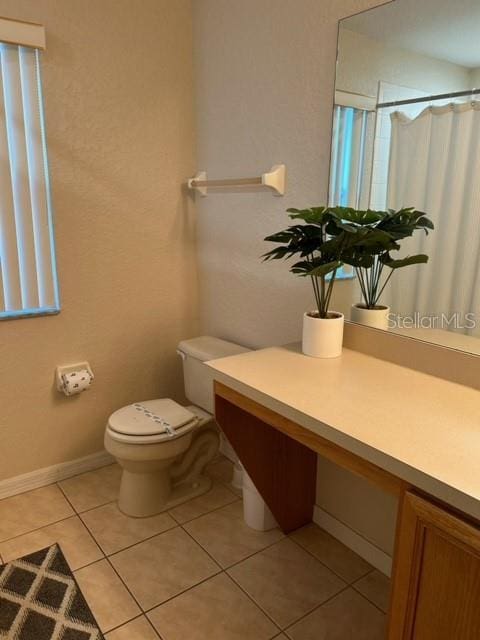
<box><xmin>384</xmin><ymin>102</ymin><xmax>480</xmax><ymax>336</ymax></box>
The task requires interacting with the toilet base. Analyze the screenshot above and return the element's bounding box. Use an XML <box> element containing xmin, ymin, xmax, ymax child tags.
<box><xmin>165</xmin><ymin>474</ymin><xmax>212</xmax><ymax>511</ymax></box>
<box><xmin>118</xmin><ymin>471</ymin><xmax>213</xmax><ymax>518</ymax></box>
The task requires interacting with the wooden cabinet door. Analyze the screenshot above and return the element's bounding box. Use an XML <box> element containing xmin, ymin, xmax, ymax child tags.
<box><xmin>388</xmin><ymin>492</ymin><xmax>480</xmax><ymax>640</ymax></box>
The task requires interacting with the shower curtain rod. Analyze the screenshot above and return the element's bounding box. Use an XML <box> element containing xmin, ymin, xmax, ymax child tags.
<box><xmin>377</xmin><ymin>88</ymin><xmax>480</xmax><ymax>110</ymax></box>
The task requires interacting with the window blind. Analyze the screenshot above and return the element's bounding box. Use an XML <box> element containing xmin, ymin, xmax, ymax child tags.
<box><xmin>0</xmin><ymin>39</ymin><xmax>58</xmax><ymax>318</ymax></box>
<box><xmin>329</xmin><ymin>105</ymin><xmax>372</xmax><ymax>209</ymax></box>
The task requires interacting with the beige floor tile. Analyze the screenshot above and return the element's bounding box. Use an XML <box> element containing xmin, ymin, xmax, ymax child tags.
<box><xmin>228</xmin><ymin>538</ymin><xmax>345</xmax><ymax>628</ymax></box>
<box><xmin>0</xmin><ymin>515</ymin><xmax>102</xmax><ymax>570</ymax></box>
<box><xmin>106</xmin><ymin>615</ymin><xmax>159</xmax><ymax>639</ymax></box>
<box><xmin>59</xmin><ymin>464</ymin><xmax>122</xmax><ymax>512</ymax></box>
<box><xmin>184</xmin><ymin>501</ymin><xmax>284</xmax><ymax>568</ymax></box>
<box><xmin>148</xmin><ymin>573</ymin><xmax>278</xmax><ymax>640</ymax></box>
<box><xmin>110</xmin><ymin>527</ymin><xmax>219</xmax><ymax>610</ymax></box>
<box><xmin>354</xmin><ymin>570</ymin><xmax>391</xmax><ymax>613</ymax></box>
<box><xmin>81</xmin><ymin>502</ymin><xmax>176</xmax><ymax>555</ymax></box>
<box><xmin>74</xmin><ymin>559</ymin><xmax>140</xmax><ymax>632</ymax></box>
<box><xmin>286</xmin><ymin>588</ymin><xmax>385</xmax><ymax>640</ymax></box>
<box><xmin>169</xmin><ymin>483</ymin><xmax>238</xmax><ymax>524</ymax></box>
<box><xmin>0</xmin><ymin>485</ymin><xmax>74</xmax><ymax>542</ymax></box>
<box><xmin>290</xmin><ymin>524</ymin><xmax>372</xmax><ymax>583</ymax></box>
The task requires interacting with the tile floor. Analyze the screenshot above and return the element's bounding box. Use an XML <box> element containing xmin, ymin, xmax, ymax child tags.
<box><xmin>0</xmin><ymin>457</ymin><xmax>390</xmax><ymax>639</ymax></box>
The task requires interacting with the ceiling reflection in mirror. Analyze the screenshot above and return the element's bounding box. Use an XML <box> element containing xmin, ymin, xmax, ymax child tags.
<box><xmin>331</xmin><ymin>0</ymin><xmax>480</xmax><ymax>355</ymax></box>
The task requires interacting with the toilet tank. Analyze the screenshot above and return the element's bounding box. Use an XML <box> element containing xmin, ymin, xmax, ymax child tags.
<box><xmin>177</xmin><ymin>336</ymin><xmax>250</xmax><ymax>414</ymax></box>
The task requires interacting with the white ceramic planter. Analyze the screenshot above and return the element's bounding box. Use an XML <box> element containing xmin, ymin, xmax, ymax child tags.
<box><xmin>351</xmin><ymin>303</ymin><xmax>390</xmax><ymax>330</ymax></box>
<box><xmin>302</xmin><ymin>311</ymin><xmax>344</xmax><ymax>358</ymax></box>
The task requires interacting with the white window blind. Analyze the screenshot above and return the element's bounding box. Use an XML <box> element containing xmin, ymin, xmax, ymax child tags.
<box><xmin>0</xmin><ymin>21</ymin><xmax>59</xmax><ymax>319</ymax></box>
<box><xmin>329</xmin><ymin>105</ymin><xmax>374</xmax><ymax>209</ymax></box>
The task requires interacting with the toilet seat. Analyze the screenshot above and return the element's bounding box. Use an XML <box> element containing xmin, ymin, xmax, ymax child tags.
<box><xmin>107</xmin><ymin>399</ymin><xmax>199</xmax><ymax>444</ymax></box>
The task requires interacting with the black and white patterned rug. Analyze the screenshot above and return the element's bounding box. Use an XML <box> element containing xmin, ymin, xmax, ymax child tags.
<box><xmin>0</xmin><ymin>544</ymin><xmax>104</xmax><ymax>639</ymax></box>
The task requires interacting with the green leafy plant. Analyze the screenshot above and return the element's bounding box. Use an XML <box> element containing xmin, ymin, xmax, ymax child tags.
<box><xmin>332</xmin><ymin>207</ymin><xmax>434</xmax><ymax>309</ymax></box>
<box><xmin>263</xmin><ymin>207</ymin><xmax>362</xmax><ymax>319</ymax></box>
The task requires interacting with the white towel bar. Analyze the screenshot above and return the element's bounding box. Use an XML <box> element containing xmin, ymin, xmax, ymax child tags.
<box><xmin>188</xmin><ymin>164</ymin><xmax>286</xmax><ymax>196</ymax></box>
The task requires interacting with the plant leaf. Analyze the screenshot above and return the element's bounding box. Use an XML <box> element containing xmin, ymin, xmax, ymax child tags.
<box><xmin>303</xmin><ymin>260</ymin><xmax>343</xmax><ymax>277</ymax></box>
<box><xmin>381</xmin><ymin>253</ymin><xmax>429</xmax><ymax>269</ymax></box>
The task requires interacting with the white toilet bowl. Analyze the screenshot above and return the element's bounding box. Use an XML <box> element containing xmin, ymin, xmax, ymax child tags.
<box><xmin>104</xmin><ymin>337</ymin><xmax>250</xmax><ymax>518</ymax></box>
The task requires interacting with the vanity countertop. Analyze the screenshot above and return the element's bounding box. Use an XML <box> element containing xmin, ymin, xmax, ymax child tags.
<box><xmin>207</xmin><ymin>344</ymin><xmax>480</xmax><ymax>520</ymax></box>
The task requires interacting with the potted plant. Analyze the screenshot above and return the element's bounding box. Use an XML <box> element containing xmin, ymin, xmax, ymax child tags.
<box><xmin>334</xmin><ymin>207</ymin><xmax>434</xmax><ymax>330</ymax></box>
<box><xmin>263</xmin><ymin>206</ymin><xmax>357</xmax><ymax>358</ymax></box>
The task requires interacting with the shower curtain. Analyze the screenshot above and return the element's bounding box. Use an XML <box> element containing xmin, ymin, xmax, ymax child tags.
<box><xmin>384</xmin><ymin>101</ymin><xmax>480</xmax><ymax>336</ymax></box>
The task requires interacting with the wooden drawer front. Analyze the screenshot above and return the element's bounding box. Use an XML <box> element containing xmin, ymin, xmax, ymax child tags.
<box><xmin>389</xmin><ymin>492</ymin><xmax>480</xmax><ymax>640</ymax></box>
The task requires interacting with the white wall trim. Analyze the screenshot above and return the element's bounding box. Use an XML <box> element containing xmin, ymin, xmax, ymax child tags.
<box><xmin>0</xmin><ymin>450</ymin><xmax>114</xmax><ymax>500</ymax></box>
<box><xmin>313</xmin><ymin>505</ymin><xmax>392</xmax><ymax>577</ymax></box>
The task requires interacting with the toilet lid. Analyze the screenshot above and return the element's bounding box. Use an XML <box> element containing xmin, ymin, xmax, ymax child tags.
<box><xmin>108</xmin><ymin>399</ymin><xmax>198</xmax><ymax>438</ymax></box>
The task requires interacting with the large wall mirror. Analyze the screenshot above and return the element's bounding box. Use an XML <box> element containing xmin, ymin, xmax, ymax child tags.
<box><xmin>331</xmin><ymin>0</ymin><xmax>480</xmax><ymax>356</ymax></box>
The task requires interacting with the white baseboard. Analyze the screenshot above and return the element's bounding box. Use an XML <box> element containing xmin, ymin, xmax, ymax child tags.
<box><xmin>0</xmin><ymin>450</ymin><xmax>115</xmax><ymax>500</ymax></box>
<box><xmin>313</xmin><ymin>505</ymin><xmax>392</xmax><ymax>577</ymax></box>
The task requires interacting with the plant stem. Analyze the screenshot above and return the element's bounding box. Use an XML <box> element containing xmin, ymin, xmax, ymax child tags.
<box><xmin>356</xmin><ymin>267</ymin><xmax>368</xmax><ymax>307</ymax></box>
<box><xmin>310</xmin><ymin>275</ymin><xmax>321</xmax><ymax>314</ymax></box>
<box><xmin>324</xmin><ymin>269</ymin><xmax>337</xmax><ymax>315</ymax></box>
<box><xmin>375</xmin><ymin>267</ymin><xmax>394</xmax><ymax>304</ymax></box>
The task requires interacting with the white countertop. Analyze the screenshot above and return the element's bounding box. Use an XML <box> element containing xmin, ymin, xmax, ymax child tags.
<box><xmin>207</xmin><ymin>344</ymin><xmax>480</xmax><ymax>520</ymax></box>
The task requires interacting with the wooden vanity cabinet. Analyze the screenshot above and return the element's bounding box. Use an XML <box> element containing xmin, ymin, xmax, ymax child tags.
<box><xmin>388</xmin><ymin>492</ymin><xmax>480</xmax><ymax>640</ymax></box>
<box><xmin>213</xmin><ymin>383</ymin><xmax>480</xmax><ymax>639</ymax></box>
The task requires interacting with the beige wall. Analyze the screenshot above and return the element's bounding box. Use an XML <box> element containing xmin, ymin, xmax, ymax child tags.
<box><xmin>337</xmin><ymin>28</ymin><xmax>471</xmax><ymax>98</ymax></box>
<box><xmin>0</xmin><ymin>0</ymin><xmax>198</xmax><ymax>481</ymax></box>
<box><xmin>193</xmin><ymin>0</ymin><xmax>398</xmax><ymax>553</ymax></box>
<box><xmin>470</xmin><ymin>67</ymin><xmax>480</xmax><ymax>86</ymax></box>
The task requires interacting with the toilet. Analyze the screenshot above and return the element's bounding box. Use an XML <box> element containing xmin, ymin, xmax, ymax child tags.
<box><xmin>104</xmin><ymin>336</ymin><xmax>249</xmax><ymax>517</ymax></box>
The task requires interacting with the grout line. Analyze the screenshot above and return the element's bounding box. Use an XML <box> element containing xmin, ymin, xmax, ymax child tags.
<box><xmin>92</xmin><ymin>521</ymin><xmax>222</xmax><ymax>622</ymax></box>
<box><xmin>224</xmin><ymin>571</ymin><xmax>283</xmax><ymax>632</ymax></box>
<box><xmin>72</xmin><ymin>555</ymin><xmax>108</xmax><ymax>573</ymax></box>
<box><xmin>168</xmin><ymin>494</ymin><xmax>241</xmax><ymax>526</ymax></box>
<box><xmin>216</xmin><ymin>535</ymin><xmax>286</xmax><ymax>572</ymax></box>
<box><xmin>225</xmin><ymin>543</ymin><xmax>354</xmax><ymax>632</ymax></box>
<box><xmin>179</xmin><ymin>504</ymin><xmax>287</xmax><ymax>573</ymax></box>
<box><xmin>2</xmin><ymin>462</ymin><xmax>384</xmax><ymax>636</ymax></box>
<box><xmin>55</xmin><ymin>483</ymin><xmax>107</xmax><ymax>566</ymax></box>
<box><xmin>179</xmin><ymin>524</ymin><xmax>223</xmax><ymax>570</ymax></box>
<box><xmin>229</xmin><ymin>566</ymin><xmax>345</xmax><ymax>631</ymax></box>
<box><xmin>88</xmin><ymin>522</ymin><xmax>181</xmax><ymax>559</ymax></box>
<box><xmin>350</xmin><ymin>570</ymin><xmax>389</xmax><ymax>615</ymax></box>
<box><xmin>99</xmin><ymin>613</ymin><xmax>144</xmax><ymax>637</ymax></box>
<box><xmin>0</xmin><ymin>512</ymin><xmax>76</xmax><ymax>547</ymax></box>
<box><xmin>104</xmin><ymin>555</ymin><xmax>148</xmax><ymax>616</ymax></box>
<box><xmin>145</xmin><ymin>615</ymin><xmax>164</xmax><ymax>640</ymax></box>
<box><xmin>65</xmin><ymin>500</ymin><xmax>152</xmax><ymax>637</ymax></box>
<box><xmin>55</xmin><ymin>487</ymin><xmax>107</xmax><ymax>568</ymax></box>
<box><xmin>282</xmin><ymin>579</ymin><xmax>389</xmax><ymax>636</ymax></box>
<box><xmin>0</xmin><ymin>492</ymin><xmax>383</xmax><ymax>638</ymax></box>
<box><xmin>74</xmin><ymin>498</ymin><xmax>118</xmax><ymax>516</ymax></box>
<box><xmin>287</xmin><ymin>532</ymin><xmax>371</xmax><ymax>585</ymax></box>
<box><xmin>55</xmin><ymin>480</ymin><xmax>119</xmax><ymax>517</ymax></box>
<box><xmin>283</xmin><ymin>583</ymin><xmax>352</xmax><ymax>635</ymax></box>
<box><xmin>142</xmin><ymin>569</ymin><xmax>223</xmax><ymax>616</ymax></box>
